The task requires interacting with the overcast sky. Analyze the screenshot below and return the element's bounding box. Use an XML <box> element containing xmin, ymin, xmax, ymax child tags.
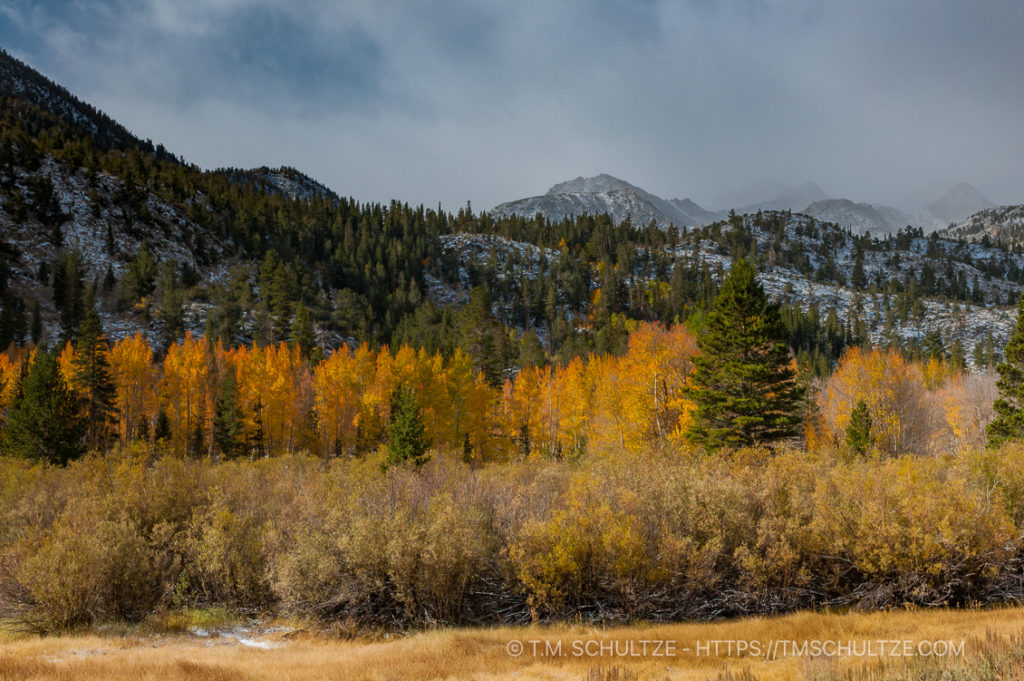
<box><xmin>1</xmin><ymin>1</ymin><xmax>1022</xmax><ymax>211</ymax></box>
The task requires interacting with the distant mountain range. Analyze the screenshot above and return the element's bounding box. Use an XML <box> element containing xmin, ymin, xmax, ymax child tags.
<box><xmin>712</xmin><ymin>180</ymin><xmax>828</xmax><ymax>215</ymax></box>
<box><xmin>492</xmin><ymin>174</ymin><xmax>1002</xmax><ymax>237</ymax></box>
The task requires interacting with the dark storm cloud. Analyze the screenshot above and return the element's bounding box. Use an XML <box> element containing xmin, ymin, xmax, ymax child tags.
<box><xmin>0</xmin><ymin>1</ymin><xmax>1021</xmax><ymax>211</ymax></box>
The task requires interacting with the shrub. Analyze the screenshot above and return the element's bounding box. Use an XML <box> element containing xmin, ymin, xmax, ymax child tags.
<box><xmin>2</xmin><ymin>444</ymin><xmax>1024</xmax><ymax>631</ymax></box>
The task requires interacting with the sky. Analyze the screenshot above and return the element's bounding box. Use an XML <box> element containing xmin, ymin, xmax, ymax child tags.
<box><xmin>1</xmin><ymin>0</ymin><xmax>1022</xmax><ymax>212</ymax></box>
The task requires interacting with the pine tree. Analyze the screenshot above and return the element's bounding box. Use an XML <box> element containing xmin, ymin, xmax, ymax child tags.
<box><xmin>950</xmin><ymin>338</ymin><xmax>966</xmax><ymax>372</ymax></box>
<box><xmin>291</xmin><ymin>301</ymin><xmax>316</xmax><ymax>360</ymax></box>
<box><xmin>988</xmin><ymin>295</ymin><xmax>1024</xmax><ymax>446</ymax></box>
<box><xmin>72</xmin><ymin>305</ymin><xmax>117</xmax><ymax>450</ymax></box>
<box><xmin>52</xmin><ymin>249</ymin><xmax>85</xmax><ymax>342</ymax></box>
<box><xmin>212</xmin><ymin>367</ymin><xmax>243</xmax><ymax>459</ymax></box>
<box><xmin>974</xmin><ymin>340</ymin><xmax>986</xmax><ymax>370</ymax></box>
<box><xmin>845</xmin><ymin>399</ymin><xmax>872</xmax><ymax>455</ymax></box>
<box><xmin>29</xmin><ymin>298</ymin><xmax>41</xmax><ymax>344</ymax></box>
<box><xmin>154</xmin><ymin>409</ymin><xmax>171</xmax><ymax>442</ymax></box>
<box><xmin>685</xmin><ymin>259</ymin><xmax>804</xmax><ymax>450</ymax></box>
<box><xmin>382</xmin><ymin>386</ymin><xmax>431</xmax><ymax>470</ymax></box>
<box><xmin>157</xmin><ymin>263</ymin><xmax>184</xmax><ymax>348</ymax></box>
<box><xmin>2</xmin><ymin>349</ymin><xmax>84</xmax><ymax>464</ymax></box>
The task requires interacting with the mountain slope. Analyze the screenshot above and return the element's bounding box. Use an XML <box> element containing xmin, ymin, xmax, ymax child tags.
<box><xmin>669</xmin><ymin>197</ymin><xmax>722</xmax><ymax>226</ymax></box>
<box><xmin>2</xmin><ymin>51</ymin><xmax>1022</xmax><ymax>374</ymax></box>
<box><xmin>0</xmin><ymin>49</ymin><xmax>156</xmax><ymax>155</ymax></box>
<box><xmin>938</xmin><ymin>205</ymin><xmax>1024</xmax><ymax>246</ymax></box>
<box><xmin>215</xmin><ymin>166</ymin><xmax>340</xmax><ymax>203</ymax></box>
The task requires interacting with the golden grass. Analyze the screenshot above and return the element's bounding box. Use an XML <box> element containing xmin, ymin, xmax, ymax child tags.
<box><xmin>2</xmin><ymin>607</ymin><xmax>1023</xmax><ymax>681</ymax></box>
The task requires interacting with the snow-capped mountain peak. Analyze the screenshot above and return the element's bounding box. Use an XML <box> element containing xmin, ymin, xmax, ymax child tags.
<box><xmin>546</xmin><ymin>174</ymin><xmax>635</xmax><ymax>196</ymax></box>
<box><xmin>927</xmin><ymin>183</ymin><xmax>995</xmax><ymax>227</ymax></box>
<box><xmin>493</xmin><ymin>174</ymin><xmax>720</xmax><ymax>229</ymax></box>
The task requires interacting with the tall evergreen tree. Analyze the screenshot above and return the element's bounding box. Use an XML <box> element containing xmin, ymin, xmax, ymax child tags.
<box><xmin>2</xmin><ymin>349</ymin><xmax>84</xmax><ymax>464</ymax></box>
<box><xmin>382</xmin><ymin>386</ymin><xmax>431</xmax><ymax>470</ymax></box>
<box><xmin>845</xmin><ymin>399</ymin><xmax>872</xmax><ymax>455</ymax></box>
<box><xmin>988</xmin><ymin>295</ymin><xmax>1024</xmax><ymax>447</ymax></box>
<box><xmin>72</xmin><ymin>305</ymin><xmax>116</xmax><ymax>450</ymax></box>
<box><xmin>52</xmin><ymin>249</ymin><xmax>86</xmax><ymax>342</ymax></box>
<box><xmin>685</xmin><ymin>259</ymin><xmax>804</xmax><ymax>450</ymax></box>
<box><xmin>291</xmin><ymin>301</ymin><xmax>316</xmax><ymax>360</ymax></box>
<box><xmin>212</xmin><ymin>366</ymin><xmax>243</xmax><ymax>459</ymax></box>
<box><xmin>29</xmin><ymin>298</ymin><xmax>41</xmax><ymax>344</ymax></box>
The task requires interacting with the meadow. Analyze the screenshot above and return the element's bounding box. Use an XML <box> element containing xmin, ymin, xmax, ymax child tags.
<box><xmin>3</xmin><ymin>606</ymin><xmax>1024</xmax><ymax>680</ymax></box>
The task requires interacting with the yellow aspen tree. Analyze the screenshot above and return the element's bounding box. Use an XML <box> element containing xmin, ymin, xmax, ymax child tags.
<box><xmin>356</xmin><ymin>344</ymin><xmax>393</xmax><ymax>447</ymax></box>
<box><xmin>820</xmin><ymin>347</ymin><xmax>928</xmax><ymax>455</ymax></box>
<box><xmin>56</xmin><ymin>342</ymin><xmax>80</xmax><ymax>398</ymax></box>
<box><xmin>0</xmin><ymin>352</ymin><xmax>20</xmax><ymax>424</ymax></box>
<box><xmin>160</xmin><ymin>332</ymin><xmax>210</xmax><ymax>456</ymax></box>
<box><xmin>588</xmin><ymin>353</ymin><xmax>648</xmax><ymax>455</ymax></box>
<box><xmin>313</xmin><ymin>347</ymin><xmax>360</xmax><ymax>456</ymax></box>
<box><xmin>555</xmin><ymin>356</ymin><xmax>593</xmax><ymax>457</ymax></box>
<box><xmin>109</xmin><ymin>332</ymin><xmax>158</xmax><ymax>441</ymax></box>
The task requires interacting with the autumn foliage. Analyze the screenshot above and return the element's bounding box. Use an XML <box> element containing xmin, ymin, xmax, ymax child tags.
<box><xmin>1</xmin><ymin>445</ymin><xmax>1022</xmax><ymax>630</ymax></box>
<box><xmin>815</xmin><ymin>346</ymin><xmax>995</xmax><ymax>456</ymax></box>
<box><xmin>0</xmin><ymin>320</ymin><xmax>1012</xmax><ymax>631</ymax></box>
<box><xmin>0</xmin><ymin>322</ymin><xmax>705</xmax><ymax>461</ymax></box>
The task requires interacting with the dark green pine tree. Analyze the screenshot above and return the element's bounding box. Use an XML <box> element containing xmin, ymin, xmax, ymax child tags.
<box><xmin>212</xmin><ymin>366</ymin><xmax>244</xmax><ymax>459</ymax></box>
<box><xmin>382</xmin><ymin>386</ymin><xmax>431</xmax><ymax>470</ymax></box>
<box><xmin>291</xmin><ymin>301</ymin><xmax>317</xmax><ymax>361</ymax></box>
<box><xmin>845</xmin><ymin>399</ymin><xmax>872</xmax><ymax>456</ymax></box>
<box><xmin>29</xmin><ymin>298</ymin><xmax>41</xmax><ymax>344</ymax></box>
<box><xmin>685</xmin><ymin>259</ymin><xmax>804</xmax><ymax>450</ymax></box>
<box><xmin>2</xmin><ymin>349</ymin><xmax>85</xmax><ymax>464</ymax></box>
<box><xmin>949</xmin><ymin>338</ymin><xmax>966</xmax><ymax>372</ymax></box>
<box><xmin>73</xmin><ymin>305</ymin><xmax>117</xmax><ymax>451</ymax></box>
<box><xmin>52</xmin><ymin>249</ymin><xmax>86</xmax><ymax>342</ymax></box>
<box><xmin>988</xmin><ymin>295</ymin><xmax>1024</xmax><ymax>447</ymax></box>
<box><xmin>154</xmin><ymin>409</ymin><xmax>172</xmax><ymax>442</ymax></box>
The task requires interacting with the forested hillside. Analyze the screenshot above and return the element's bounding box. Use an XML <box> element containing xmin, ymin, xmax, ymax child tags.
<box><xmin>1</xmin><ymin>47</ymin><xmax>1021</xmax><ymax>385</ymax></box>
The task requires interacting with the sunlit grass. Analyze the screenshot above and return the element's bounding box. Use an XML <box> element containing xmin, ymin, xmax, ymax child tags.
<box><xmin>2</xmin><ymin>606</ymin><xmax>1023</xmax><ymax>680</ymax></box>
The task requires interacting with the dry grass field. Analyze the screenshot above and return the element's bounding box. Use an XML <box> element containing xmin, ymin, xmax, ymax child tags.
<box><xmin>2</xmin><ymin>607</ymin><xmax>1024</xmax><ymax>681</ymax></box>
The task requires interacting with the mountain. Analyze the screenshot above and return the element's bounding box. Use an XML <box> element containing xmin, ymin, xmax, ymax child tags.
<box><xmin>938</xmin><ymin>205</ymin><xmax>1024</xmax><ymax>246</ymax></box>
<box><xmin>801</xmin><ymin>199</ymin><xmax>913</xmax><ymax>235</ymax></box>
<box><xmin>668</xmin><ymin>197</ymin><xmax>722</xmax><ymax>226</ymax></box>
<box><xmin>491</xmin><ymin>173</ymin><xmax>719</xmax><ymax>229</ymax></box>
<box><xmin>2</xmin><ymin>52</ymin><xmax>1023</xmax><ymax>371</ymax></box>
<box><xmin>712</xmin><ymin>180</ymin><xmax>828</xmax><ymax>214</ymax></box>
<box><xmin>0</xmin><ymin>48</ymin><xmax>158</xmax><ymax>155</ymax></box>
<box><xmin>926</xmin><ymin>183</ymin><xmax>995</xmax><ymax>227</ymax></box>
<box><xmin>802</xmin><ymin>184</ymin><xmax>998</xmax><ymax>236</ymax></box>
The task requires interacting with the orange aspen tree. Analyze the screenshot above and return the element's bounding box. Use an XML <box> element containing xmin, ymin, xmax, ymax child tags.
<box><xmin>56</xmin><ymin>342</ymin><xmax>80</xmax><ymax>397</ymax></box>
<box><xmin>160</xmin><ymin>332</ymin><xmax>210</xmax><ymax>456</ymax></box>
<box><xmin>313</xmin><ymin>347</ymin><xmax>361</xmax><ymax>456</ymax></box>
<box><xmin>502</xmin><ymin>364</ymin><xmax>548</xmax><ymax>457</ymax></box>
<box><xmin>267</xmin><ymin>341</ymin><xmax>313</xmax><ymax>453</ymax></box>
<box><xmin>232</xmin><ymin>344</ymin><xmax>272</xmax><ymax>456</ymax></box>
<box><xmin>109</xmin><ymin>332</ymin><xmax>158</xmax><ymax>441</ymax></box>
<box><xmin>0</xmin><ymin>351</ymin><xmax>20</xmax><ymax>425</ymax></box>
